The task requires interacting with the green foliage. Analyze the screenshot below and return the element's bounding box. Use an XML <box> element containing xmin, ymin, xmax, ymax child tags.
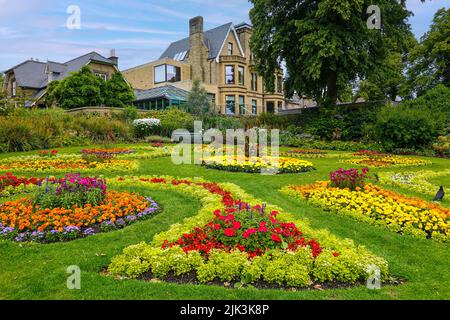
<box><xmin>104</xmin><ymin>73</ymin><xmax>136</xmax><ymax>108</ymax></box>
<box><xmin>407</xmin><ymin>8</ymin><xmax>450</xmax><ymax>96</ymax></box>
<box><xmin>0</xmin><ymin>108</ymin><xmax>133</xmax><ymax>152</ymax></box>
<box><xmin>114</xmin><ymin>105</ymin><xmax>139</xmax><ymax>123</ymax></box>
<box><xmin>401</xmin><ymin>84</ymin><xmax>450</xmax><ymax>120</ymax></box>
<box><xmin>146</xmin><ymin>108</ymin><xmax>194</xmax><ymax>137</ymax></box>
<box><xmin>249</xmin><ymin>0</ymin><xmax>412</xmax><ymax>106</ymax></box>
<box><xmin>368</xmin><ymin>105</ymin><xmax>442</xmax><ymax>151</ymax></box>
<box><xmin>186</xmin><ymin>80</ymin><xmax>212</xmax><ymax>115</ymax></box>
<box><xmin>48</xmin><ymin>66</ymin><xmax>104</xmax><ymax>109</ymax></box>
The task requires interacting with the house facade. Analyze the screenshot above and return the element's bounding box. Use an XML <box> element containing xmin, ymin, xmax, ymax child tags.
<box><xmin>123</xmin><ymin>17</ymin><xmax>285</xmax><ymax>115</ymax></box>
<box><xmin>2</xmin><ymin>51</ymin><xmax>119</xmax><ymax>107</ymax></box>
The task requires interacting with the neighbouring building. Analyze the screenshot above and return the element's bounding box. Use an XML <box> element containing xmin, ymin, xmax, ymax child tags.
<box><xmin>1</xmin><ymin>51</ymin><xmax>119</xmax><ymax>107</ymax></box>
<box><xmin>123</xmin><ymin>16</ymin><xmax>285</xmax><ymax>115</ymax></box>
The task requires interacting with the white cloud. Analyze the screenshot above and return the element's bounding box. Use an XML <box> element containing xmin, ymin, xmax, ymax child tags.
<box><xmin>81</xmin><ymin>22</ymin><xmax>184</xmax><ymax>35</ymax></box>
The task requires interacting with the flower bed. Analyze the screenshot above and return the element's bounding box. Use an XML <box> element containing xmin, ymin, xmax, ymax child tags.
<box><xmin>0</xmin><ymin>173</ymin><xmax>41</xmax><ymax>197</ymax></box>
<box><xmin>0</xmin><ymin>174</ymin><xmax>160</xmax><ymax>243</ymax></box>
<box><xmin>202</xmin><ymin>156</ymin><xmax>314</xmax><ymax>174</ymax></box>
<box><xmin>282</xmin><ymin>182</ymin><xmax>450</xmax><ymax>242</ymax></box>
<box><xmin>379</xmin><ymin>169</ymin><xmax>450</xmax><ymax>196</ymax></box>
<box><xmin>345</xmin><ymin>153</ymin><xmax>431</xmax><ymax>167</ymax></box>
<box><xmin>107</xmin><ymin>176</ymin><xmax>388</xmax><ymax>289</ymax></box>
<box><xmin>0</xmin><ymin>157</ymin><xmax>137</xmax><ymax>172</ymax></box>
<box><xmin>281</xmin><ymin>149</ymin><xmax>328</xmax><ymax>158</ymax></box>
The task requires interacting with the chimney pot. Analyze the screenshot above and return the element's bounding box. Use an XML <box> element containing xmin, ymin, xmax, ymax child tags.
<box><xmin>189</xmin><ymin>16</ymin><xmax>204</xmax><ymax>35</ymax></box>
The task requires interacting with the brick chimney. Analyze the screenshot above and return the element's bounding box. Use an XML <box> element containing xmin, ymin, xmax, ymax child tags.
<box><xmin>189</xmin><ymin>16</ymin><xmax>206</xmax><ymax>81</ymax></box>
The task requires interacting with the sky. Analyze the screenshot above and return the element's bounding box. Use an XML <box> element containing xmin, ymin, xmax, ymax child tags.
<box><xmin>0</xmin><ymin>0</ymin><xmax>449</xmax><ymax>72</ymax></box>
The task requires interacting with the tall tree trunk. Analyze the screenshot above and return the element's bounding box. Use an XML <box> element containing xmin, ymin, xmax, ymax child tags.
<box><xmin>326</xmin><ymin>70</ymin><xmax>338</xmax><ymax>107</ymax></box>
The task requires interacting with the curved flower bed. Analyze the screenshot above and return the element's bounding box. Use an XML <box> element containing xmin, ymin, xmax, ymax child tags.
<box><xmin>345</xmin><ymin>154</ymin><xmax>430</xmax><ymax>167</ymax></box>
<box><xmin>0</xmin><ymin>158</ymin><xmax>137</xmax><ymax>172</ymax></box>
<box><xmin>202</xmin><ymin>156</ymin><xmax>314</xmax><ymax>174</ymax></box>
<box><xmin>0</xmin><ymin>174</ymin><xmax>160</xmax><ymax>243</ymax></box>
<box><xmin>379</xmin><ymin>169</ymin><xmax>450</xmax><ymax>196</ymax></box>
<box><xmin>282</xmin><ymin>182</ymin><xmax>450</xmax><ymax>242</ymax></box>
<box><xmin>108</xmin><ymin>176</ymin><xmax>388</xmax><ymax>289</ymax></box>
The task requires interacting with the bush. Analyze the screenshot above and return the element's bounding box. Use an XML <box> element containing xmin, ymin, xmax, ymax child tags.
<box><xmin>0</xmin><ymin>108</ymin><xmax>133</xmax><ymax>152</ymax></box>
<box><xmin>369</xmin><ymin>105</ymin><xmax>442</xmax><ymax>151</ymax></box>
<box><xmin>145</xmin><ymin>108</ymin><xmax>194</xmax><ymax>137</ymax></box>
<box><xmin>132</xmin><ymin>118</ymin><xmax>161</xmax><ymax>138</ymax></box>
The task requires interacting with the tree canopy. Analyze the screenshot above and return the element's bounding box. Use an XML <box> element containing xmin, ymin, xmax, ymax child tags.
<box><xmin>47</xmin><ymin>66</ymin><xmax>135</xmax><ymax>109</ymax></box>
<box><xmin>407</xmin><ymin>8</ymin><xmax>450</xmax><ymax>97</ymax></box>
<box><xmin>186</xmin><ymin>79</ymin><xmax>213</xmax><ymax>115</ymax></box>
<box><xmin>249</xmin><ymin>0</ymin><xmax>414</xmax><ymax>106</ymax></box>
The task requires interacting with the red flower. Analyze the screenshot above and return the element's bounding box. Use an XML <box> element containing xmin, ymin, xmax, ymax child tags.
<box><xmin>214</xmin><ymin>210</ymin><xmax>221</xmax><ymax>217</ymax></box>
<box><xmin>271</xmin><ymin>234</ymin><xmax>282</xmax><ymax>243</ymax></box>
<box><xmin>243</xmin><ymin>228</ymin><xmax>257</xmax><ymax>239</ymax></box>
<box><xmin>333</xmin><ymin>252</ymin><xmax>340</xmax><ymax>257</ymax></box>
<box><xmin>232</xmin><ymin>221</ymin><xmax>241</xmax><ymax>230</ymax></box>
<box><xmin>258</xmin><ymin>221</ymin><xmax>267</xmax><ymax>233</ymax></box>
<box><xmin>224</xmin><ymin>228</ymin><xmax>235</xmax><ymax>237</ymax></box>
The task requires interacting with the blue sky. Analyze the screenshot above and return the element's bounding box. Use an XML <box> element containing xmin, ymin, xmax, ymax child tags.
<box><xmin>0</xmin><ymin>0</ymin><xmax>448</xmax><ymax>71</ymax></box>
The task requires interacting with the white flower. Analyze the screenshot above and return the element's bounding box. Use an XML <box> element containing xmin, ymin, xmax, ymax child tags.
<box><xmin>133</xmin><ymin>118</ymin><xmax>161</xmax><ymax>128</ymax></box>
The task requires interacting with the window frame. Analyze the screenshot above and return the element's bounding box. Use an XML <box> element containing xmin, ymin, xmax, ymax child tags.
<box><xmin>277</xmin><ymin>75</ymin><xmax>283</xmax><ymax>93</ymax></box>
<box><xmin>225</xmin><ymin>65</ymin><xmax>235</xmax><ymax>85</ymax></box>
<box><xmin>154</xmin><ymin>64</ymin><xmax>181</xmax><ymax>84</ymax></box>
<box><xmin>225</xmin><ymin>95</ymin><xmax>236</xmax><ymax>115</ymax></box>
<box><xmin>227</xmin><ymin>42</ymin><xmax>233</xmax><ymax>55</ymax></box>
<box><xmin>239</xmin><ymin>95</ymin><xmax>245</xmax><ymax>115</ymax></box>
<box><xmin>238</xmin><ymin>66</ymin><xmax>245</xmax><ymax>86</ymax></box>
<box><xmin>252</xmin><ymin>99</ymin><xmax>257</xmax><ymax>115</ymax></box>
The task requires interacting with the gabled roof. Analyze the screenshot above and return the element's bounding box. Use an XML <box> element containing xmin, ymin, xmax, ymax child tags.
<box><xmin>4</xmin><ymin>52</ymin><xmax>115</xmax><ymax>89</ymax></box>
<box><xmin>135</xmin><ymin>85</ymin><xmax>190</xmax><ymax>102</ymax></box>
<box><xmin>159</xmin><ymin>22</ymin><xmax>242</xmax><ymax>61</ymax></box>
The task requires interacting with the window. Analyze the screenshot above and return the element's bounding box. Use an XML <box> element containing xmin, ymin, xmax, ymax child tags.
<box><xmin>238</xmin><ymin>66</ymin><xmax>244</xmax><ymax>85</ymax></box>
<box><xmin>154</xmin><ymin>64</ymin><xmax>181</xmax><ymax>84</ymax></box>
<box><xmin>227</xmin><ymin>42</ymin><xmax>233</xmax><ymax>55</ymax></box>
<box><xmin>225</xmin><ymin>95</ymin><xmax>235</xmax><ymax>115</ymax></box>
<box><xmin>278</xmin><ymin>101</ymin><xmax>283</xmax><ymax>112</ymax></box>
<box><xmin>225</xmin><ymin>65</ymin><xmax>235</xmax><ymax>84</ymax></box>
<box><xmin>166</xmin><ymin>65</ymin><xmax>180</xmax><ymax>82</ymax></box>
<box><xmin>277</xmin><ymin>76</ymin><xmax>283</xmax><ymax>93</ymax></box>
<box><xmin>11</xmin><ymin>79</ymin><xmax>16</xmax><ymax>97</ymax></box>
<box><xmin>266</xmin><ymin>101</ymin><xmax>275</xmax><ymax>113</ymax></box>
<box><xmin>251</xmin><ymin>73</ymin><xmax>258</xmax><ymax>91</ymax></box>
<box><xmin>239</xmin><ymin>96</ymin><xmax>245</xmax><ymax>115</ymax></box>
<box><xmin>95</xmin><ymin>73</ymin><xmax>107</xmax><ymax>81</ymax></box>
<box><xmin>252</xmin><ymin>100</ymin><xmax>257</xmax><ymax>115</ymax></box>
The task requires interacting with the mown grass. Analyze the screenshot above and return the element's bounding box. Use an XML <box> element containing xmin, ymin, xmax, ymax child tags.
<box><xmin>0</xmin><ymin>145</ymin><xmax>449</xmax><ymax>300</ymax></box>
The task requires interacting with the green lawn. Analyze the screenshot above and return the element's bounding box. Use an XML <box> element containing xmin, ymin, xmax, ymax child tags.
<box><xmin>0</xmin><ymin>145</ymin><xmax>449</xmax><ymax>300</ymax></box>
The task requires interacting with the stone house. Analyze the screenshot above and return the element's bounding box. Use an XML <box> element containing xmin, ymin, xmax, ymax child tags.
<box><xmin>1</xmin><ymin>51</ymin><xmax>119</xmax><ymax>107</ymax></box>
<box><xmin>123</xmin><ymin>16</ymin><xmax>285</xmax><ymax>115</ymax></box>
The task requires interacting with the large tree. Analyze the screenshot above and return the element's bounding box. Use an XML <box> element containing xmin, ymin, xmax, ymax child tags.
<box><xmin>47</xmin><ymin>66</ymin><xmax>104</xmax><ymax>109</ymax></box>
<box><xmin>186</xmin><ymin>79</ymin><xmax>213</xmax><ymax>115</ymax></box>
<box><xmin>249</xmin><ymin>0</ymin><xmax>413</xmax><ymax>106</ymax></box>
<box><xmin>407</xmin><ymin>8</ymin><xmax>450</xmax><ymax>97</ymax></box>
<box><xmin>104</xmin><ymin>72</ymin><xmax>135</xmax><ymax>108</ymax></box>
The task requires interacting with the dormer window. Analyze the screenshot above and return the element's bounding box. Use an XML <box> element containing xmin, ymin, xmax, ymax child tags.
<box><xmin>227</xmin><ymin>42</ymin><xmax>233</xmax><ymax>55</ymax></box>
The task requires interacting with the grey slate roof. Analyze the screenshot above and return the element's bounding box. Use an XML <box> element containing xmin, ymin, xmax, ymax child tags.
<box><xmin>5</xmin><ymin>52</ymin><xmax>115</xmax><ymax>89</ymax></box>
<box><xmin>159</xmin><ymin>22</ymin><xmax>233</xmax><ymax>61</ymax></box>
<box><xmin>135</xmin><ymin>85</ymin><xmax>190</xmax><ymax>102</ymax></box>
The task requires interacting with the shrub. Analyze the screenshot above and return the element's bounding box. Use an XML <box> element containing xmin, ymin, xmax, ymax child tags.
<box><xmin>369</xmin><ymin>105</ymin><xmax>441</xmax><ymax>151</ymax></box>
<box><xmin>133</xmin><ymin>118</ymin><xmax>161</xmax><ymax>138</ymax></box>
<box><xmin>146</xmin><ymin>109</ymin><xmax>194</xmax><ymax>137</ymax></box>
